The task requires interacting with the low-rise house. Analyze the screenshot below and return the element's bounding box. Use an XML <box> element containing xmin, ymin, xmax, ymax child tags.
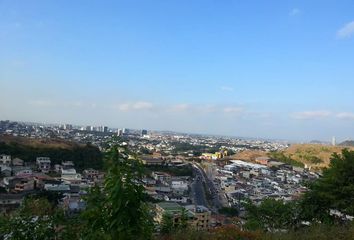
<box><xmin>13</xmin><ymin>166</ymin><xmax>32</xmax><ymax>176</ymax></box>
<box><xmin>0</xmin><ymin>165</ymin><xmax>12</xmax><ymax>177</ymax></box>
<box><xmin>61</xmin><ymin>168</ymin><xmax>82</xmax><ymax>184</ymax></box>
<box><xmin>11</xmin><ymin>158</ymin><xmax>24</xmax><ymax>166</ymax></box>
<box><xmin>43</xmin><ymin>179</ymin><xmax>70</xmax><ymax>192</ymax></box>
<box><xmin>14</xmin><ymin>178</ymin><xmax>35</xmax><ymax>192</ymax></box>
<box><xmin>142</xmin><ymin>177</ymin><xmax>157</xmax><ymax>186</ymax></box>
<box><xmin>185</xmin><ymin>205</ymin><xmax>212</xmax><ymax>230</ymax></box>
<box><xmin>170</xmin><ymin>179</ymin><xmax>189</xmax><ymax>194</ymax></box>
<box><xmin>54</xmin><ymin>164</ymin><xmax>62</xmax><ymax>173</ymax></box>
<box><xmin>0</xmin><ymin>193</ymin><xmax>24</xmax><ymax>213</ymax></box>
<box><xmin>83</xmin><ymin>169</ymin><xmax>99</xmax><ymax>179</ymax></box>
<box><xmin>155</xmin><ymin>202</ymin><xmax>211</xmax><ymax>231</ymax></box>
<box><xmin>0</xmin><ymin>155</ymin><xmax>11</xmax><ymax>166</ymax></box>
<box><xmin>153</xmin><ymin>186</ymin><xmax>172</xmax><ymax>194</ymax></box>
<box><xmin>62</xmin><ymin>161</ymin><xmax>75</xmax><ymax>170</ymax></box>
<box><xmin>164</xmin><ymin>194</ymin><xmax>188</xmax><ymax>204</ymax></box>
<box><xmin>154</xmin><ymin>202</ymin><xmax>193</xmax><ymax>227</ymax></box>
<box><xmin>152</xmin><ymin>172</ymin><xmax>171</xmax><ymax>184</ymax></box>
<box><xmin>36</xmin><ymin>157</ymin><xmax>51</xmax><ymax>173</ymax></box>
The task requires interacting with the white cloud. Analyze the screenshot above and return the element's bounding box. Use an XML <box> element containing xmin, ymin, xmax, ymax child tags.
<box><xmin>118</xmin><ymin>101</ymin><xmax>154</xmax><ymax>111</ymax></box>
<box><xmin>220</xmin><ymin>86</ymin><xmax>234</xmax><ymax>92</ymax></box>
<box><xmin>337</xmin><ymin>21</ymin><xmax>354</xmax><ymax>39</ymax></box>
<box><xmin>292</xmin><ymin>111</ymin><xmax>331</xmax><ymax>120</ymax></box>
<box><xmin>336</xmin><ymin>112</ymin><xmax>354</xmax><ymax>120</ymax></box>
<box><xmin>200</xmin><ymin>104</ymin><xmax>217</xmax><ymax>113</ymax></box>
<box><xmin>170</xmin><ymin>104</ymin><xmax>190</xmax><ymax>112</ymax></box>
<box><xmin>28</xmin><ymin>100</ymin><xmax>56</xmax><ymax>107</ymax></box>
<box><xmin>289</xmin><ymin>8</ymin><xmax>300</xmax><ymax>16</ymax></box>
<box><xmin>169</xmin><ymin>104</ymin><xmax>218</xmax><ymax>114</ymax></box>
<box><xmin>223</xmin><ymin>107</ymin><xmax>244</xmax><ymax>114</ymax></box>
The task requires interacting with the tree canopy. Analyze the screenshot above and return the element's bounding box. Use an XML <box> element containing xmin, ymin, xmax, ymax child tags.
<box><xmin>81</xmin><ymin>143</ymin><xmax>153</xmax><ymax>240</ymax></box>
<box><xmin>301</xmin><ymin>149</ymin><xmax>354</xmax><ymax>222</ymax></box>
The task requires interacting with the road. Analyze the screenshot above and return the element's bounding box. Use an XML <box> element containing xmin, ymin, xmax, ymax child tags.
<box><xmin>190</xmin><ymin>165</ymin><xmax>208</xmax><ymax>207</ymax></box>
<box><xmin>191</xmin><ymin>163</ymin><xmax>224</xmax><ymax>213</ymax></box>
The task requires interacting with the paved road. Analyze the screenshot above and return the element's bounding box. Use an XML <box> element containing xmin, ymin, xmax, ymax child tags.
<box><xmin>191</xmin><ymin>165</ymin><xmax>208</xmax><ymax>206</ymax></box>
<box><xmin>191</xmin><ymin>163</ymin><xmax>224</xmax><ymax>213</ymax></box>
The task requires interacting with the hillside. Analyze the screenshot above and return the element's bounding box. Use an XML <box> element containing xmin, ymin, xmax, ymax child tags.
<box><xmin>233</xmin><ymin>144</ymin><xmax>354</xmax><ymax>169</ymax></box>
<box><xmin>284</xmin><ymin>144</ymin><xmax>354</xmax><ymax>168</ymax></box>
<box><xmin>339</xmin><ymin>140</ymin><xmax>354</xmax><ymax>147</ymax></box>
<box><xmin>0</xmin><ymin>135</ymin><xmax>82</xmax><ymax>149</ymax></box>
<box><xmin>0</xmin><ymin>135</ymin><xmax>103</xmax><ymax>170</ymax></box>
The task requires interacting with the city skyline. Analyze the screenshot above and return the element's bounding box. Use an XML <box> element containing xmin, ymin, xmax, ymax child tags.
<box><xmin>1</xmin><ymin>1</ymin><xmax>354</xmax><ymax>141</ymax></box>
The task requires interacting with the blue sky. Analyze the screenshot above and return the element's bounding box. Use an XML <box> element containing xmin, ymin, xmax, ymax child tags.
<box><xmin>1</xmin><ymin>0</ymin><xmax>354</xmax><ymax>141</ymax></box>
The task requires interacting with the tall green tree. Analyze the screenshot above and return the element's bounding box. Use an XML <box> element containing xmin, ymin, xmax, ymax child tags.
<box><xmin>244</xmin><ymin>198</ymin><xmax>300</xmax><ymax>232</ymax></box>
<box><xmin>160</xmin><ymin>213</ymin><xmax>174</xmax><ymax>234</ymax></box>
<box><xmin>178</xmin><ymin>208</ymin><xmax>189</xmax><ymax>230</ymax></box>
<box><xmin>81</xmin><ymin>143</ymin><xmax>153</xmax><ymax>240</ymax></box>
<box><xmin>0</xmin><ymin>197</ymin><xmax>62</xmax><ymax>240</ymax></box>
<box><xmin>301</xmin><ymin>149</ymin><xmax>354</xmax><ymax>222</ymax></box>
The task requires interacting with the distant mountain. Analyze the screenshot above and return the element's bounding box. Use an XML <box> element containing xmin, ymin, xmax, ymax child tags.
<box><xmin>309</xmin><ymin>140</ymin><xmax>329</xmax><ymax>144</ymax></box>
<box><xmin>339</xmin><ymin>140</ymin><xmax>354</xmax><ymax>147</ymax></box>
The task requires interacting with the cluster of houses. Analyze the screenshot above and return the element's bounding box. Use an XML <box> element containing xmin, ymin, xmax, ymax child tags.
<box><xmin>1</xmin><ymin>152</ymin><xmax>216</xmax><ymax>230</ymax></box>
<box><xmin>213</xmin><ymin>157</ymin><xmax>320</xmax><ymax>210</ymax></box>
<box><xmin>140</xmin><ymin>157</ymin><xmax>215</xmax><ymax>230</ymax></box>
<box><xmin>144</xmin><ymin>171</ymin><xmax>190</xmax><ymax>204</ymax></box>
<box><xmin>0</xmin><ymin>154</ymin><xmax>103</xmax><ymax>214</ymax></box>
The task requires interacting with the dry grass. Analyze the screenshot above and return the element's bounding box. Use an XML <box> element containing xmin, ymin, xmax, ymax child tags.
<box><xmin>0</xmin><ymin>135</ymin><xmax>83</xmax><ymax>149</ymax></box>
<box><xmin>232</xmin><ymin>144</ymin><xmax>354</xmax><ymax>169</ymax></box>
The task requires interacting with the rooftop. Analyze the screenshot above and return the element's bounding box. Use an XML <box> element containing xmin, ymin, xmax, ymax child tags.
<box><xmin>157</xmin><ymin>202</ymin><xmax>182</xmax><ymax>211</ymax></box>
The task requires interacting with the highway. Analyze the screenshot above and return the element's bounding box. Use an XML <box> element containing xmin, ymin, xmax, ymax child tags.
<box><xmin>190</xmin><ymin>166</ymin><xmax>208</xmax><ymax>207</ymax></box>
<box><xmin>191</xmin><ymin>163</ymin><xmax>224</xmax><ymax>213</ymax></box>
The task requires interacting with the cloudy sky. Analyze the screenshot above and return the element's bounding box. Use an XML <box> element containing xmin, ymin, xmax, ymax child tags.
<box><xmin>1</xmin><ymin>0</ymin><xmax>354</xmax><ymax>141</ymax></box>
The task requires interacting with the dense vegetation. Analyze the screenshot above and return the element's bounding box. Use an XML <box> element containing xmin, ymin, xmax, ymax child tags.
<box><xmin>81</xmin><ymin>144</ymin><xmax>153</xmax><ymax>239</ymax></box>
<box><xmin>267</xmin><ymin>151</ymin><xmax>305</xmax><ymax>167</ymax></box>
<box><xmin>0</xmin><ymin>140</ymin><xmax>103</xmax><ymax>170</ymax></box>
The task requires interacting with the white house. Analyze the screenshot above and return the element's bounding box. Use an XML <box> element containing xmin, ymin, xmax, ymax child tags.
<box><xmin>36</xmin><ymin>157</ymin><xmax>51</xmax><ymax>173</ymax></box>
<box><xmin>0</xmin><ymin>155</ymin><xmax>11</xmax><ymax>166</ymax></box>
<box><xmin>61</xmin><ymin>168</ymin><xmax>82</xmax><ymax>184</ymax></box>
<box><xmin>170</xmin><ymin>180</ymin><xmax>188</xmax><ymax>193</ymax></box>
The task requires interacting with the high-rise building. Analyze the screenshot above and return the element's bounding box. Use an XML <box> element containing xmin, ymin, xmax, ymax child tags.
<box><xmin>63</xmin><ymin>124</ymin><xmax>73</xmax><ymax>130</ymax></box>
<box><xmin>117</xmin><ymin>129</ymin><xmax>123</xmax><ymax>136</ymax></box>
<box><xmin>141</xmin><ymin>129</ymin><xmax>148</xmax><ymax>136</ymax></box>
<box><xmin>96</xmin><ymin>126</ymin><xmax>108</xmax><ymax>132</ymax></box>
<box><xmin>332</xmin><ymin>136</ymin><xmax>336</xmax><ymax>146</ymax></box>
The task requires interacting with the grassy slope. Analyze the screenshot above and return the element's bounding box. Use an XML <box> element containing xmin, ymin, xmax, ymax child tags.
<box><xmin>232</xmin><ymin>144</ymin><xmax>354</xmax><ymax>169</ymax></box>
<box><xmin>0</xmin><ymin>135</ymin><xmax>103</xmax><ymax>170</ymax></box>
<box><xmin>0</xmin><ymin>135</ymin><xmax>83</xmax><ymax>149</ymax></box>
